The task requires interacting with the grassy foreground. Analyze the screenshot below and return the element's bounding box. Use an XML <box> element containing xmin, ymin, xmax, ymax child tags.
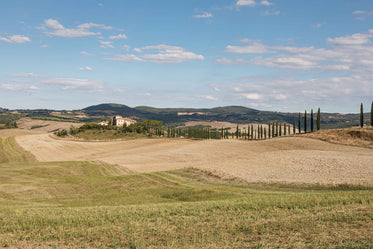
<box><xmin>0</xmin><ymin>137</ymin><xmax>372</xmax><ymax>248</ymax></box>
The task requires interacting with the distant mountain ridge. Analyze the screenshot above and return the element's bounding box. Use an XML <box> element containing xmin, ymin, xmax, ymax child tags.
<box><xmin>82</xmin><ymin>103</ymin><xmax>370</xmax><ymax>129</ymax></box>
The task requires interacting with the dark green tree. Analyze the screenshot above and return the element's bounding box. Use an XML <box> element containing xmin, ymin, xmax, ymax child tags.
<box><xmin>268</xmin><ymin>123</ymin><xmax>271</xmax><ymax>139</ymax></box>
<box><xmin>276</xmin><ymin>121</ymin><xmax>278</xmax><ymax>137</ymax></box>
<box><xmin>360</xmin><ymin>103</ymin><xmax>364</xmax><ymax>128</ymax></box>
<box><xmin>304</xmin><ymin>110</ymin><xmax>307</xmax><ymax>133</ymax></box>
<box><xmin>279</xmin><ymin>123</ymin><xmax>282</xmax><ymax>136</ymax></box>
<box><xmin>371</xmin><ymin>101</ymin><xmax>373</xmax><ymax>127</ymax></box>
<box><xmin>310</xmin><ymin>109</ymin><xmax>314</xmax><ymax>132</ymax></box>
<box><xmin>298</xmin><ymin>112</ymin><xmax>301</xmax><ymax>134</ymax></box>
<box><xmin>264</xmin><ymin>127</ymin><xmax>267</xmax><ymax>139</ymax></box>
<box><xmin>293</xmin><ymin>119</ymin><xmax>296</xmax><ymax>134</ymax></box>
<box><xmin>284</xmin><ymin>123</ymin><xmax>287</xmax><ymax>136</ymax></box>
<box><xmin>317</xmin><ymin>108</ymin><xmax>321</xmax><ymax>131</ymax></box>
<box><xmin>272</xmin><ymin>122</ymin><xmax>275</xmax><ymax>137</ymax></box>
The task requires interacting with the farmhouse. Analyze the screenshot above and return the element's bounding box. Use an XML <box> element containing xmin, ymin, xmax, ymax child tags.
<box><xmin>112</xmin><ymin>115</ymin><xmax>136</xmax><ymax>126</ymax></box>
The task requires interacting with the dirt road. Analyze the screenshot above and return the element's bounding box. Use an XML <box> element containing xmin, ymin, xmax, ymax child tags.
<box><xmin>15</xmin><ymin>133</ymin><xmax>373</xmax><ymax>185</ymax></box>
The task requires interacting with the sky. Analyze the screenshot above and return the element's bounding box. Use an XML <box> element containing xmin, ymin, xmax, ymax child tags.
<box><xmin>0</xmin><ymin>0</ymin><xmax>372</xmax><ymax>113</ymax></box>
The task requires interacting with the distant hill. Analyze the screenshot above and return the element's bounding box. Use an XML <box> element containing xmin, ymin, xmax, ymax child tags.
<box><xmin>82</xmin><ymin>103</ymin><xmax>370</xmax><ymax>128</ymax></box>
<box><xmin>0</xmin><ymin>103</ymin><xmax>370</xmax><ymax>129</ymax></box>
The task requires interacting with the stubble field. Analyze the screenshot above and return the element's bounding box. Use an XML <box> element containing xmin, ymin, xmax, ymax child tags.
<box><xmin>1</xmin><ymin>122</ymin><xmax>373</xmax><ymax>248</ymax></box>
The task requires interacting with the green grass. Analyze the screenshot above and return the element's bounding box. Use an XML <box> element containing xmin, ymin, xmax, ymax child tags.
<box><xmin>0</xmin><ymin>136</ymin><xmax>34</xmax><ymax>163</ymax></box>
<box><xmin>0</xmin><ymin>136</ymin><xmax>372</xmax><ymax>248</ymax></box>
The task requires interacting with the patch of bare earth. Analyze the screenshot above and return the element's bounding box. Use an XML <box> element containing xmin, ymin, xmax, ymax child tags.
<box><xmin>303</xmin><ymin>127</ymin><xmax>373</xmax><ymax>149</ymax></box>
<box><xmin>15</xmin><ymin>132</ymin><xmax>373</xmax><ymax>186</ymax></box>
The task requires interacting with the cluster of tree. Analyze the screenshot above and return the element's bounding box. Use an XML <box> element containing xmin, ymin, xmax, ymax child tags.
<box><xmin>1</xmin><ymin>120</ymin><xmax>18</xmax><ymax>129</ymax></box>
<box><xmin>55</xmin><ymin>120</ymin><xmax>163</xmax><ymax>137</ymax></box>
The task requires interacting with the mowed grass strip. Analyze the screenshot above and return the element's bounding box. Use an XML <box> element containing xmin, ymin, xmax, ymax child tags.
<box><xmin>0</xmin><ymin>136</ymin><xmax>34</xmax><ymax>163</ymax></box>
<box><xmin>0</xmin><ymin>136</ymin><xmax>372</xmax><ymax>248</ymax></box>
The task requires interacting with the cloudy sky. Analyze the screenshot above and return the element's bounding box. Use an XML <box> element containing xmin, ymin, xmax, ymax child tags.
<box><xmin>0</xmin><ymin>0</ymin><xmax>372</xmax><ymax>113</ymax></box>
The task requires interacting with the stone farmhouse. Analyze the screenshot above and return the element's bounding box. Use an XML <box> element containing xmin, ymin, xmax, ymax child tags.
<box><xmin>112</xmin><ymin>115</ymin><xmax>136</xmax><ymax>127</ymax></box>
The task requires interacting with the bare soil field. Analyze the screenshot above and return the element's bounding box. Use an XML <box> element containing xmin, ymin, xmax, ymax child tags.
<box><xmin>15</xmin><ymin>131</ymin><xmax>373</xmax><ymax>185</ymax></box>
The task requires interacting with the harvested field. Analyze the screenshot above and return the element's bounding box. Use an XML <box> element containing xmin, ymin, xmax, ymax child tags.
<box><xmin>304</xmin><ymin>127</ymin><xmax>373</xmax><ymax>149</ymax></box>
<box><xmin>15</xmin><ymin>133</ymin><xmax>373</xmax><ymax>185</ymax></box>
<box><xmin>16</xmin><ymin>117</ymin><xmax>82</xmax><ymax>133</ymax></box>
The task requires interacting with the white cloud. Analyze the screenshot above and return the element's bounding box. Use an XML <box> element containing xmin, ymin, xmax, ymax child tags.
<box><xmin>264</xmin><ymin>10</ymin><xmax>280</xmax><ymax>16</ymax></box>
<box><xmin>79</xmin><ymin>66</ymin><xmax>93</xmax><ymax>71</ymax></box>
<box><xmin>106</xmin><ymin>44</ymin><xmax>204</xmax><ymax>63</ymax></box>
<box><xmin>104</xmin><ymin>54</ymin><xmax>145</xmax><ymax>62</ymax></box>
<box><xmin>236</xmin><ymin>0</ymin><xmax>272</xmax><ymax>7</ymax></box>
<box><xmin>198</xmin><ymin>95</ymin><xmax>218</xmax><ymax>101</ymax></box>
<box><xmin>260</xmin><ymin>0</ymin><xmax>272</xmax><ymax>6</ymax></box>
<box><xmin>0</xmin><ymin>83</ymin><xmax>38</xmax><ymax>91</ymax></box>
<box><xmin>218</xmin><ymin>30</ymin><xmax>373</xmax><ymax>72</ymax></box>
<box><xmin>327</xmin><ymin>32</ymin><xmax>372</xmax><ymax>45</ymax></box>
<box><xmin>194</xmin><ymin>12</ymin><xmax>213</xmax><ymax>18</ymax></box>
<box><xmin>122</xmin><ymin>45</ymin><xmax>130</xmax><ymax>51</ymax></box>
<box><xmin>243</xmin><ymin>93</ymin><xmax>261</xmax><ymax>100</ymax></box>
<box><xmin>80</xmin><ymin>51</ymin><xmax>92</xmax><ymax>56</ymax></box>
<box><xmin>141</xmin><ymin>44</ymin><xmax>204</xmax><ymax>63</ymax></box>
<box><xmin>41</xmin><ymin>44</ymin><xmax>48</xmax><ymax>48</ymax></box>
<box><xmin>41</xmin><ymin>19</ymin><xmax>112</xmax><ymax>38</ymax></box>
<box><xmin>11</xmin><ymin>73</ymin><xmax>41</xmax><ymax>78</ymax></box>
<box><xmin>225</xmin><ymin>40</ymin><xmax>270</xmax><ymax>53</ymax></box>
<box><xmin>0</xmin><ymin>35</ymin><xmax>31</xmax><ymax>44</ymax></box>
<box><xmin>99</xmin><ymin>40</ymin><xmax>114</xmax><ymax>48</ymax></box>
<box><xmin>236</xmin><ymin>0</ymin><xmax>256</xmax><ymax>7</ymax></box>
<box><xmin>42</xmin><ymin>78</ymin><xmax>103</xmax><ymax>90</ymax></box>
<box><xmin>312</xmin><ymin>23</ymin><xmax>324</xmax><ymax>29</ymax></box>
<box><xmin>109</xmin><ymin>34</ymin><xmax>127</xmax><ymax>40</ymax></box>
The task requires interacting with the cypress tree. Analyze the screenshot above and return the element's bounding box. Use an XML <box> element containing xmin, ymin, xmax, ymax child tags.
<box><xmin>264</xmin><ymin>127</ymin><xmax>267</xmax><ymax>139</ymax></box>
<box><xmin>298</xmin><ymin>112</ymin><xmax>301</xmax><ymax>134</ymax></box>
<box><xmin>258</xmin><ymin>125</ymin><xmax>260</xmax><ymax>139</ymax></box>
<box><xmin>371</xmin><ymin>101</ymin><xmax>373</xmax><ymax>127</ymax></box>
<box><xmin>317</xmin><ymin>108</ymin><xmax>321</xmax><ymax>131</ymax></box>
<box><xmin>284</xmin><ymin>123</ymin><xmax>287</xmax><ymax>135</ymax></box>
<box><xmin>288</xmin><ymin>124</ymin><xmax>290</xmax><ymax>136</ymax></box>
<box><xmin>251</xmin><ymin>125</ymin><xmax>254</xmax><ymax>140</ymax></box>
<box><xmin>279</xmin><ymin>123</ymin><xmax>282</xmax><ymax>136</ymax></box>
<box><xmin>272</xmin><ymin>122</ymin><xmax>275</xmax><ymax>137</ymax></box>
<box><xmin>268</xmin><ymin>123</ymin><xmax>271</xmax><ymax>139</ymax></box>
<box><xmin>276</xmin><ymin>121</ymin><xmax>278</xmax><ymax>137</ymax></box>
<box><xmin>304</xmin><ymin>110</ymin><xmax>307</xmax><ymax>133</ymax></box>
<box><xmin>293</xmin><ymin>119</ymin><xmax>296</xmax><ymax>134</ymax></box>
<box><xmin>360</xmin><ymin>103</ymin><xmax>364</xmax><ymax>128</ymax></box>
<box><xmin>311</xmin><ymin>109</ymin><xmax>314</xmax><ymax>132</ymax></box>
<box><xmin>261</xmin><ymin>125</ymin><xmax>263</xmax><ymax>139</ymax></box>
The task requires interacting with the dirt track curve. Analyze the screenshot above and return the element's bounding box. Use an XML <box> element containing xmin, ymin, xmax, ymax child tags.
<box><xmin>15</xmin><ymin>133</ymin><xmax>373</xmax><ymax>185</ymax></box>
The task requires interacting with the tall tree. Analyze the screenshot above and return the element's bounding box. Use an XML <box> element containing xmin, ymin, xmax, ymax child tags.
<box><xmin>360</xmin><ymin>103</ymin><xmax>364</xmax><ymax>128</ymax></box>
<box><xmin>272</xmin><ymin>122</ymin><xmax>275</xmax><ymax>137</ymax></box>
<box><xmin>293</xmin><ymin>119</ymin><xmax>296</xmax><ymax>134</ymax></box>
<box><xmin>284</xmin><ymin>123</ymin><xmax>287</xmax><ymax>136</ymax></box>
<box><xmin>311</xmin><ymin>109</ymin><xmax>314</xmax><ymax>132</ymax></box>
<box><xmin>264</xmin><ymin>127</ymin><xmax>267</xmax><ymax>139</ymax></box>
<box><xmin>371</xmin><ymin>101</ymin><xmax>373</xmax><ymax>127</ymax></box>
<box><xmin>317</xmin><ymin>108</ymin><xmax>321</xmax><ymax>131</ymax></box>
<box><xmin>279</xmin><ymin>123</ymin><xmax>282</xmax><ymax>136</ymax></box>
<box><xmin>276</xmin><ymin>121</ymin><xmax>278</xmax><ymax>137</ymax></box>
<box><xmin>268</xmin><ymin>123</ymin><xmax>271</xmax><ymax>139</ymax></box>
<box><xmin>304</xmin><ymin>110</ymin><xmax>307</xmax><ymax>133</ymax></box>
<box><xmin>298</xmin><ymin>113</ymin><xmax>301</xmax><ymax>134</ymax></box>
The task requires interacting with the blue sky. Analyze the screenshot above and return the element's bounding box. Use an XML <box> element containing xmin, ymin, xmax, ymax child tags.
<box><xmin>0</xmin><ymin>0</ymin><xmax>372</xmax><ymax>113</ymax></box>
